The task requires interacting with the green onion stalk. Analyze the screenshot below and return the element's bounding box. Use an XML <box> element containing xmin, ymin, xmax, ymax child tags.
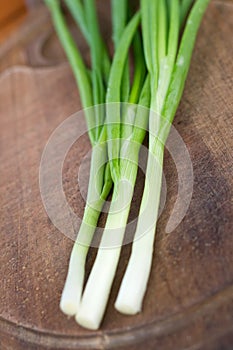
<box><xmin>44</xmin><ymin>0</ymin><xmax>113</xmax><ymax>316</ymax></box>
<box><xmin>76</xmin><ymin>10</ymin><xmax>151</xmax><ymax>330</ymax></box>
<box><xmin>76</xmin><ymin>79</ymin><xmax>150</xmax><ymax>330</ymax></box>
<box><xmin>45</xmin><ymin>1</ymin><xmax>147</xmax><ymax>322</ymax></box>
<box><xmin>115</xmin><ymin>0</ymin><xmax>211</xmax><ymax>315</ymax></box>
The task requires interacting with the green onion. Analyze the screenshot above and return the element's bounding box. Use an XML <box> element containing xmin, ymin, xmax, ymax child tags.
<box><xmin>64</xmin><ymin>0</ymin><xmax>89</xmax><ymax>43</ymax></box>
<box><xmin>45</xmin><ymin>0</ymin><xmax>113</xmax><ymax>315</ymax></box>
<box><xmin>65</xmin><ymin>0</ymin><xmax>111</xmax><ymax>83</ymax></box>
<box><xmin>44</xmin><ymin>0</ymin><xmax>95</xmax><ymax>143</ymax></box>
<box><xmin>76</xmin><ymin>76</ymin><xmax>151</xmax><ymax>330</ymax></box>
<box><xmin>105</xmin><ymin>11</ymin><xmax>141</xmax><ymax>183</ymax></box>
<box><xmin>111</xmin><ymin>0</ymin><xmax>130</xmax><ymax>101</ymax></box>
<box><xmin>75</xmin><ymin>12</ymin><xmax>149</xmax><ymax>330</ymax></box>
<box><xmin>60</xmin><ymin>141</ymin><xmax>112</xmax><ymax>315</ymax></box>
<box><xmin>45</xmin><ymin>0</ymin><xmax>210</xmax><ymax>329</ymax></box>
<box><xmin>180</xmin><ymin>0</ymin><xmax>194</xmax><ymax>27</ymax></box>
<box><xmin>115</xmin><ymin>0</ymin><xmax>211</xmax><ymax>315</ymax></box>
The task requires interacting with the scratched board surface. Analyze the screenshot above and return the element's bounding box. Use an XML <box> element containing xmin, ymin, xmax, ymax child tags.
<box><xmin>0</xmin><ymin>1</ymin><xmax>232</xmax><ymax>350</ymax></box>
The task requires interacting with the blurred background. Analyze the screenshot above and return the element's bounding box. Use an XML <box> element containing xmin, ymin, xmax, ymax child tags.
<box><xmin>0</xmin><ymin>0</ymin><xmax>41</xmax><ymax>42</ymax></box>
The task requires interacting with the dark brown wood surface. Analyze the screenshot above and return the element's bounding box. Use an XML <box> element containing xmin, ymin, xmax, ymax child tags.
<box><xmin>0</xmin><ymin>1</ymin><xmax>233</xmax><ymax>349</ymax></box>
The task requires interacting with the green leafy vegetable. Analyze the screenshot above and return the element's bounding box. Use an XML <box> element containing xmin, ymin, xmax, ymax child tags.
<box><xmin>45</xmin><ymin>0</ymin><xmax>210</xmax><ymax>329</ymax></box>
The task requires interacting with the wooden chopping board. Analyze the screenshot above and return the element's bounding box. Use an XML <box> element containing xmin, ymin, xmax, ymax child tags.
<box><xmin>0</xmin><ymin>1</ymin><xmax>232</xmax><ymax>349</ymax></box>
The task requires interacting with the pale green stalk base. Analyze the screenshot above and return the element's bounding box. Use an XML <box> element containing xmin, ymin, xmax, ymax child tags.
<box><xmin>60</xmin><ymin>204</ymin><xmax>102</xmax><ymax>316</ymax></box>
<box><xmin>60</xmin><ymin>144</ymin><xmax>111</xmax><ymax>316</ymax></box>
<box><xmin>115</xmin><ymin>140</ymin><xmax>164</xmax><ymax>314</ymax></box>
<box><xmin>60</xmin><ymin>245</ymin><xmax>86</xmax><ymax>315</ymax></box>
<box><xmin>115</xmin><ymin>230</ymin><xmax>154</xmax><ymax>314</ymax></box>
<box><xmin>75</xmin><ymin>180</ymin><xmax>134</xmax><ymax>330</ymax></box>
<box><xmin>75</xmin><ymin>248</ymin><xmax>122</xmax><ymax>330</ymax></box>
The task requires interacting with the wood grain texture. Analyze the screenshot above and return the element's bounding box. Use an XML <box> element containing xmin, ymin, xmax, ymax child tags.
<box><xmin>0</xmin><ymin>1</ymin><xmax>232</xmax><ymax>349</ymax></box>
<box><xmin>0</xmin><ymin>0</ymin><xmax>26</xmax><ymax>25</ymax></box>
<box><xmin>0</xmin><ymin>0</ymin><xmax>27</xmax><ymax>44</ymax></box>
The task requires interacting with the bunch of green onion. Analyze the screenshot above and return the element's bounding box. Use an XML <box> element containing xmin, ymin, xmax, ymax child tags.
<box><xmin>45</xmin><ymin>0</ymin><xmax>210</xmax><ymax>330</ymax></box>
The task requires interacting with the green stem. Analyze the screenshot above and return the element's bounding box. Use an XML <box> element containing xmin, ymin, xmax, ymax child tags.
<box><xmin>84</xmin><ymin>0</ymin><xmax>106</xmax><ymax>139</ymax></box>
<box><xmin>76</xmin><ymin>77</ymin><xmax>151</xmax><ymax>330</ymax></box>
<box><xmin>65</xmin><ymin>0</ymin><xmax>111</xmax><ymax>85</ymax></box>
<box><xmin>111</xmin><ymin>0</ymin><xmax>130</xmax><ymax>102</ymax></box>
<box><xmin>106</xmin><ymin>11</ymin><xmax>141</xmax><ymax>184</ymax></box>
<box><xmin>45</xmin><ymin>0</ymin><xmax>95</xmax><ymax>144</ymax></box>
<box><xmin>163</xmin><ymin>0</ymin><xmax>211</xmax><ymax>124</ymax></box>
<box><xmin>180</xmin><ymin>0</ymin><xmax>194</xmax><ymax>28</ymax></box>
<box><xmin>64</xmin><ymin>0</ymin><xmax>89</xmax><ymax>42</ymax></box>
<box><xmin>115</xmin><ymin>140</ymin><xmax>164</xmax><ymax>314</ymax></box>
<box><xmin>115</xmin><ymin>0</ymin><xmax>211</xmax><ymax>315</ymax></box>
<box><xmin>60</xmin><ymin>142</ymin><xmax>112</xmax><ymax>315</ymax></box>
<box><xmin>129</xmin><ymin>30</ymin><xmax>146</xmax><ymax>104</ymax></box>
<box><xmin>121</xmin><ymin>30</ymin><xmax>147</xmax><ymax>143</ymax></box>
<box><xmin>75</xmin><ymin>179</ymin><xmax>134</xmax><ymax>330</ymax></box>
